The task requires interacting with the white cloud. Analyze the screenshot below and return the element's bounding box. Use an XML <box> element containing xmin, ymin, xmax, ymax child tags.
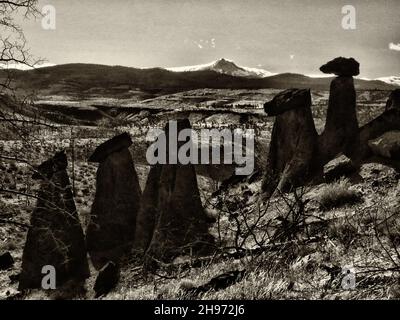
<box><xmin>389</xmin><ymin>42</ymin><xmax>400</xmax><ymax>51</ymax></box>
<box><xmin>211</xmin><ymin>38</ymin><xmax>216</xmax><ymax>48</ymax></box>
<box><xmin>193</xmin><ymin>40</ymin><xmax>203</xmax><ymax>49</ymax></box>
<box><xmin>193</xmin><ymin>38</ymin><xmax>216</xmax><ymax>50</ymax></box>
<box><xmin>290</xmin><ymin>54</ymin><xmax>295</xmax><ymax>60</ymax></box>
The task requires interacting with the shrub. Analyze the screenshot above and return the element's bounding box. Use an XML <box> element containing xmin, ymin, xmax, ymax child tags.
<box><xmin>0</xmin><ymin>239</ymin><xmax>18</xmax><ymax>251</ymax></box>
<box><xmin>328</xmin><ymin>218</ymin><xmax>358</xmax><ymax>248</ymax></box>
<box><xmin>319</xmin><ymin>178</ymin><xmax>362</xmax><ymax>211</ymax></box>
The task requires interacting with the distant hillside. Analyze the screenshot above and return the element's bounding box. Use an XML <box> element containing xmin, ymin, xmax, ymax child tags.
<box><xmin>0</xmin><ymin>63</ymin><xmax>396</xmax><ymax>98</ymax></box>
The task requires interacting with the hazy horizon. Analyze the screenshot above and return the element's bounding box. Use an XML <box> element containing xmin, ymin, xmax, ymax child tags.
<box><xmin>14</xmin><ymin>0</ymin><xmax>400</xmax><ymax>78</ymax></box>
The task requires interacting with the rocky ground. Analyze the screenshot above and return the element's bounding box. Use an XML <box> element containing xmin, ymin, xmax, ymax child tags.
<box><xmin>3</xmin><ymin>156</ymin><xmax>400</xmax><ymax>300</ymax></box>
<box><xmin>1</xmin><ymin>88</ymin><xmax>399</xmax><ymax>300</ymax></box>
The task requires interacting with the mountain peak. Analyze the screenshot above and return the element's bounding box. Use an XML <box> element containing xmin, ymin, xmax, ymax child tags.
<box><xmin>213</xmin><ymin>58</ymin><xmax>234</xmax><ymax>64</ymax></box>
<box><xmin>167</xmin><ymin>58</ymin><xmax>275</xmax><ymax>78</ymax></box>
<box><xmin>211</xmin><ymin>58</ymin><xmax>246</xmax><ymax>73</ymax></box>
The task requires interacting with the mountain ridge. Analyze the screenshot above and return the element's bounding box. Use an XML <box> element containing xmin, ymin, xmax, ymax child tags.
<box><xmin>2</xmin><ymin>58</ymin><xmax>398</xmax><ymax>87</ymax></box>
<box><xmin>0</xmin><ymin>60</ymin><xmax>397</xmax><ymax>98</ymax></box>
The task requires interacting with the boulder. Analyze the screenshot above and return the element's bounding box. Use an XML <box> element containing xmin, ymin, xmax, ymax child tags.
<box><xmin>261</xmin><ymin>89</ymin><xmax>321</xmax><ymax>197</ymax></box>
<box><xmin>88</xmin><ymin>132</ymin><xmax>132</xmax><ymax>163</ymax></box>
<box><xmin>318</xmin><ymin>76</ymin><xmax>360</xmax><ymax>164</ymax></box>
<box><xmin>86</xmin><ymin>133</ymin><xmax>142</xmax><ymax>270</ymax></box>
<box><xmin>323</xmin><ymin>155</ymin><xmax>358</xmax><ymax>183</ymax></box>
<box><xmin>202</xmin><ymin>269</ymin><xmax>246</xmax><ymax>292</ymax></box>
<box><xmin>0</xmin><ymin>252</ymin><xmax>14</xmax><ymax>270</ymax></box>
<box><xmin>264</xmin><ymin>88</ymin><xmax>312</xmax><ymax>116</ymax></box>
<box><xmin>19</xmin><ymin>151</ymin><xmax>90</xmax><ymax>290</ymax></box>
<box><xmin>185</xmin><ymin>269</ymin><xmax>246</xmax><ymax>297</ymax></box>
<box><xmin>358</xmin><ymin>163</ymin><xmax>399</xmax><ymax>185</ymax></box>
<box><xmin>358</xmin><ymin>91</ymin><xmax>400</xmax><ymax>159</ymax></box>
<box><xmin>320</xmin><ymin>57</ymin><xmax>360</xmax><ymax>77</ymax></box>
<box><xmin>368</xmin><ymin>131</ymin><xmax>400</xmax><ymax>160</ymax></box>
<box><xmin>94</xmin><ymin>261</ymin><xmax>120</xmax><ymax>298</ymax></box>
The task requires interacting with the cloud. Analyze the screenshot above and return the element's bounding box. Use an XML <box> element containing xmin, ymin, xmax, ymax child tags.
<box><xmin>290</xmin><ymin>54</ymin><xmax>295</xmax><ymax>60</ymax></box>
<box><xmin>193</xmin><ymin>41</ymin><xmax>203</xmax><ymax>49</ymax></box>
<box><xmin>389</xmin><ymin>42</ymin><xmax>400</xmax><ymax>51</ymax></box>
<box><xmin>211</xmin><ymin>38</ymin><xmax>216</xmax><ymax>48</ymax></box>
<box><xmin>192</xmin><ymin>38</ymin><xmax>215</xmax><ymax>50</ymax></box>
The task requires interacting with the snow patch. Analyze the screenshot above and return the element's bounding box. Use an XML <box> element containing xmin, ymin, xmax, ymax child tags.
<box><xmin>166</xmin><ymin>58</ymin><xmax>275</xmax><ymax>78</ymax></box>
<box><xmin>376</xmin><ymin>76</ymin><xmax>400</xmax><ymax>87</ymax></box>
<box><xmin>0</xmin><ymin>62</ymin><xmax>56</xmax><ymax>70</ymax></box>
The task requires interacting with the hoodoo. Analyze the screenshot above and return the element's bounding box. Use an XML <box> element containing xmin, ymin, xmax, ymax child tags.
<box><xmin>318</xmin><ymin>57</ymin><xmax>361</xmax><ymax>164</ymax></box>
<box><xmin>86</xmin><ymin>133</ymin><xmax>142</xmax><ymax>270</ymax></box>
<box><xmin>19</xmin><ymin>151</ymin><xmax>89</xmax><ymax>290</ymax></box>
<box><xmin>262</xmin><ymin>89</ymin><xmax>321</xmax><ymax>198</ymax></box>
<box><xmin>134</xmin><ymin>119</ymin><xmax>214</xmax><ymax>269</ymax></box>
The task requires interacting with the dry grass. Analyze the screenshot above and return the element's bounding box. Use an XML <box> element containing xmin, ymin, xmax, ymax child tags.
<box><xmin>0</xmin><ymin>90</ymin><xmax>398</xmax><ymax>300</ymax></box>
<box><xmin>319</xmin><ymin>178</ymin><xmax>362</xmax><ymax>211</ymax></box>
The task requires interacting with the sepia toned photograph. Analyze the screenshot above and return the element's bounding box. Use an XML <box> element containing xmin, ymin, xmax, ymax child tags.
<box><xmin>0</xmin><ymin>0</ymin><xmax>400</xmax><ymax>305</ymax></box>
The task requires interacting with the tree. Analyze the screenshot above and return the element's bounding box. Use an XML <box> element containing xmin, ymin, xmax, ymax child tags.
<box><xmin>0</xmin><ymin>0</ymin><xmax>40</xmax><ymax>70</ymax></box>
<box><xmin>0</xmin><ymin>0</ymin><xmax>46</xmax><ymax>225</ymax></box>
<box><xmin>0</xmin><ymin>0</ymin><xmax>44</xmax><ymax>132</ymax></box>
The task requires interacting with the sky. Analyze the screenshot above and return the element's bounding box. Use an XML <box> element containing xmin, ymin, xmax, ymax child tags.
<box><xmin>14</xmin><ymin>0</ymin><xmax>400</xmax><ymax>78</ymax></box>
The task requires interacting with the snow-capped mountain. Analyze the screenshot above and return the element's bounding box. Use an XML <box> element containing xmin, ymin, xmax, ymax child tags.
<box><xmin>166</xmin><ymin>58</ymin><xmax>275</xmax><ymax>78</ymax></box>
<box><xmin>0</xmin><ymin>62</ymin><xmax>56</xmax><ymax>70</ymax></box>
<box><xmin>376</xmin><ymin>76</ymin><xmax>400</xmax><ymax>87</ymax></box>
